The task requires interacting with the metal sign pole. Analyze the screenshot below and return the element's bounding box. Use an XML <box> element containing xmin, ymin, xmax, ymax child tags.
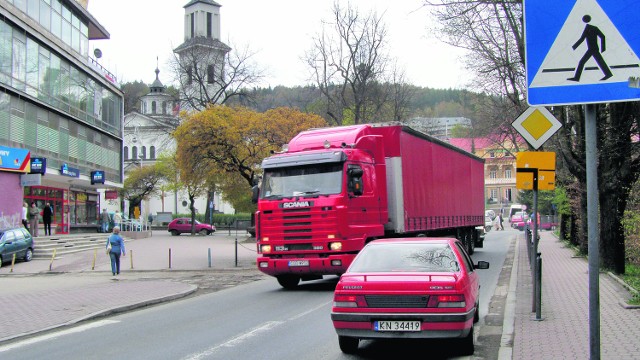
<box><xmin>585</xmin><ymin>104</ymin><xmax>600</xmax><ymax>359</ymax></box>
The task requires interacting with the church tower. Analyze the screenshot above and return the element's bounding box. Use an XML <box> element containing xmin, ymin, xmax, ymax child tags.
<box><xmin>174</xmin><ymin>0</ymin><xmax>231</xmax><ymax>109</ymax></box>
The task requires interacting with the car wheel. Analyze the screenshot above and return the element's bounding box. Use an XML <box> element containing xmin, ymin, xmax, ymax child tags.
<box><xmin>199</xmin><ymin>229</ymin><xmax>208</xmax><ymax>236</ymax></box>
<box><xmin>170</xmin><ymin>230</ymin><xmax>180</xmax><ymax>236</ymax></box>
<box><xmin>338</xmin><ymin>336</ymin><xmax>359</xmax><ymax>354</ymax></box>
<box><xmin>0</xmin><ymin>256</ymin><xmax>3</xmax><ymax>267</ymax></box>
<box><xmin>459</xmin><ymin>325</ymin><xmax>475</xmax><ymax>356</ymax></box>
<box><xmin>24</xmin><ymin>248</ymin><xmax>33</xmax><ymax>262</ymax></box>
<box><xmin>276</xmin><ymin>275</ymin><xmax>300</xmax><ymax>289</ymax></box>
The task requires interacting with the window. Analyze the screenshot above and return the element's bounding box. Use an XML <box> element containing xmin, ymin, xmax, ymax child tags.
<box><xmin>207</xmin><ymin>64</ymin><xmax>214</xmax><ymax>83</ymax></box>
<box><xmin>150</xmin><ymin>146</ymin><xmax>156</xmax><ymax>159</ymax></box>
<box><xmin>190</xmin><ymin>13</ymin><xmax>194</xmax><ymax>38</ymax></box>
<box><xmin>489</xmin><ymin>151</ymin><xmax>495</xmax><ymax>158</ymax></box>
<box><xmin>187</xmin><ymin>67</ymin><xmax>192</xmax><ymax>85</ymax></box>
<box><xmin>132</xmin><ymin>146</ymin><xmax>138</xmax><ymax>160</ymax></box>
<box><xmin>505</xmin><ymin>168</ymin><xmax>512</xmax><ymax>178</ymax></box>
<box><xmin>124</xmin><ymin>146</ymin><xmax>128</xmax><ymax>160</ymax></box>
<box><xmin>162</xmin><ymin>101</ymin><xmax>166</xmax><ymax>114</ymax></box>
<box><xmin>489</xmin><ymin>170</ymin><xmax>497</xmax><ymax>179</ymax></box>
<box><xmin>152</xmin><ymin>101</ymin><xmax>156</xmax><ymax>114</ymax></box>
<box><xmin>490</xmin><ymin>189</ymin><xmax>498</xmax><ymax>200</ymax></box>
<box><xmin>506</xmin><ymin>188</ymin><xmax>512</xmax><ymax>202</ymax></box>
<box><xmin>207</xmin><ymin>12</ymin><xmax>212</xmax><ymax>37</ymax></box>
<box><xmin>140</xmin><ymin>146</ymin><xmax>146</xmax><ymax>159</ymax></box>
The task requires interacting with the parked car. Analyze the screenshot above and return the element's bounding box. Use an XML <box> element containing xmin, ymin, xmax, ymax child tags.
<box><xmin>0</xmin><ymin>227</ymin><xmax>34</xmax><ymax>267</ymax></box>
<box><xmin>485</xmin><ymin>215</ymin><xmax>493</xmax><ymax>232</ymax></box>
<box><xmin>510</xmin><ymin>211</ymin><xmax>529</xmax><ymax>228</ymax></box>
<box><xmin>331</xmin><ymin>237</ymin><xmax>490</xmax><ymax>355</ymax></box>
<box><xmin>167</xmin><ymin>218</ymin><xmax>215</xmax><ymax>236</ymax></box>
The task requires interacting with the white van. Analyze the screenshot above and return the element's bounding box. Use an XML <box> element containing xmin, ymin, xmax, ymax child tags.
<box><xmin>508</xmin><ymin>204</ymin><xmax>525</xmax><ymax>222</ymax></box>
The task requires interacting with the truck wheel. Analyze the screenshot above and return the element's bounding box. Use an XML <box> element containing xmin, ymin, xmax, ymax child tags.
<box><xmin>338</xmin><ymin>336</ymin><xmax>359</xmax><ymax>354</ymax></box>
<box><xmin>277</xmin><ymin>275</ymin><xmax>300</xmax><ymax>289</ymax></box>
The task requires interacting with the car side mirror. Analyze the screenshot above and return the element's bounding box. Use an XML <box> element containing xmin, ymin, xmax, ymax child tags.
<box><xmin>474</xmin><ymin>260</ymin><xmax>490</xmax><ymax>270</ymax></box>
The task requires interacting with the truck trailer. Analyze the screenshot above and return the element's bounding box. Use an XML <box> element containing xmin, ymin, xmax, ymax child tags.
<box><xmin>255</xmin><ymin>123</ymin><xmax>485</xmax><ymax>288</ymax></box>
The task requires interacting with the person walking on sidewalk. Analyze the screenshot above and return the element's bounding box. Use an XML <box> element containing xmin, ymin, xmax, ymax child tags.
<box><xmin>43</xmin><ymin>202</ymin><xmax>53</xmax><ymax>236</ymax></box>
<box><xmin>100</xmin><ymin>208</ymin><xmax>110</xmax><ymax>233</ymax></box>
<box><xmin>106</xmin><ymin>226</ymin><xmax>126</xmax><ymax>276</ymax></box>
<box><xmin>28</xmin><ymin>202</ymin><xmax>40</xmax><ymax>237</ymax></box>
<box><xmin>498</xmin><ymin>213</ymin><xmax>504</xmax><ymax>230</ymax></box>
<box><xmin>22</xmin><ymin>202</ymin><xmax>29</xmax><ymax>232</ymax></box>
<box><xmin>113</xmin><ymin>210</ymin><xmax>122</xmax><ymax>229</ymax></box>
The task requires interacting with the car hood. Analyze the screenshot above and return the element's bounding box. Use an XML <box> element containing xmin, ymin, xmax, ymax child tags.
<box><xmin>337</xmin><ymin>273</ymin><xmax>460</xmax><ymax>292</ymax></box>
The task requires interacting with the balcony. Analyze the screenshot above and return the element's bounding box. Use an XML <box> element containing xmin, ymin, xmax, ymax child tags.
<box><xmin>485</xmin><ymin>177</ymin><xmax>516</xmax><ymax>185</ymax></box>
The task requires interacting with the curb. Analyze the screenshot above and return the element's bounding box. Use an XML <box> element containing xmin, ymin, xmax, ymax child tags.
<box><xmin>498</xmin><ymin>235</ymin><xmax>518</xmax><ymax>360</ymax></box>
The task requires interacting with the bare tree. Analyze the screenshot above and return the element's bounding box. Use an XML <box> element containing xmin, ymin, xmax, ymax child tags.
<box><xmin>425</xmin><ymin>0</ymin><xmax>527</xmax><ymax>146</ymax></box>
<box><xmin>171</xmin><ymin>39</ymin><xmax>264</xmax><ymax>111</ymax></box>
<box><xmin>304</xmin><ymin>2</ymin><xmax>397</xmax><ymax>125</ymax></box>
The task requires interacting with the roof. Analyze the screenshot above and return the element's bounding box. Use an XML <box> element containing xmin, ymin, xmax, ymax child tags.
<box><xmin>174</xmin><ymin>36</ymin><xmax>231</xmax><ymax>53</ymax></box>
<box><xmin>448</xmin><ymin>138</ymin><xmax>494</xmax><ymax>153</ymax></box>
<box><xmin>183</xmin><ymin>0</ymin><xmax>221</xmax><ymax>8</ymax></box>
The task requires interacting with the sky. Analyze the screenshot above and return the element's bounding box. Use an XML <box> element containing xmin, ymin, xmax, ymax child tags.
<box><xmin>87</xmin><ymin>0</ymin><xmax>470</xmax><ymax>90</ymax></box>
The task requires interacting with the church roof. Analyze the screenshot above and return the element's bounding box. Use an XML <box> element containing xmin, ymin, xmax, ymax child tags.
<box><xmin>183</xmin><ymin>0</ymin><xmax>221</xmax><ymax>8</ymax></box>
<box><xmin>174</xmin><ymin>36</ymin><xmax>231</xmax><ymax>53</ymax></box>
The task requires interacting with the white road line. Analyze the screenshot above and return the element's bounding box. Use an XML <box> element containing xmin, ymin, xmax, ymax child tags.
<box><xmin>0</xmin><ymin>320</ymin><xmax>120</xmax><ymax>353</ymax></box>
<box><xmin>183</xmin><ymin>300</ymin><xmax>332</xmax><ymax>360</ymax></box>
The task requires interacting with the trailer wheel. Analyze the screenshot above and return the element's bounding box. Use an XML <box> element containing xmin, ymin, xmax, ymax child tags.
<box><xmin>277</xmin><ymin>275</ymin><xmax>300</xmax><ymax>289</ymax></box>
<box><xmin>466</xmin><ymin>228</ymin><xmax>475</xmax><ymax>255</ymax></box>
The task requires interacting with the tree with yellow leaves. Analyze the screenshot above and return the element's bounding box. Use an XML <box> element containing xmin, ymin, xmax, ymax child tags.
<box><xmin>173</xmin><ymin>106</ymin><xmax>328</xmax><ymax>197</ymax></box>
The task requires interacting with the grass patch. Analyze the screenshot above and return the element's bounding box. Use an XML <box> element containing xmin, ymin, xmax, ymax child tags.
<box><xmin>622</xmin><ymin>264</ymin><xmax>640</xmax><ymax>305</ymax></box>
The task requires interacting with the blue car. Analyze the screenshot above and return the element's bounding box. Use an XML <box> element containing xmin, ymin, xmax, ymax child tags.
<box><xmin>0</xmin><ymin>227</ymin><xmax>34</xmax><ymax>267</ymax></box>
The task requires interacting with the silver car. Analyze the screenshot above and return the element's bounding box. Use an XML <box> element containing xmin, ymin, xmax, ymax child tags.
<box><xmin>0</xmin><ymin>227</ymin><xmax>34</xmax><ymax>267</ymax></box>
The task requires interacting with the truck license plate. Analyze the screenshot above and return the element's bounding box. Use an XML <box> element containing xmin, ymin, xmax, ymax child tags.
<box><xmin>288</xmin><ymin>260</ymin><xmax>309</xmax><ymax>267</ymax></box>
<box><xmin>374</xmin><ymin>321</ymin><xmax>421</xmax><ymax>332</ymax></box>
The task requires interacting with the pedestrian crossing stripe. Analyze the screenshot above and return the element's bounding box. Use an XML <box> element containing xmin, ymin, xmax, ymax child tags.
<box><xmin>529</xmin><ymin>0</ymin><xmax>640</xmax><ymax>89</ymax></box>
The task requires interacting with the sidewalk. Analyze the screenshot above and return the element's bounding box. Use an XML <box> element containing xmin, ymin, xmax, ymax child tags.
<box><xmin>0</xmin><ymin>232</ymin><xmax>261</xmax><ymax>343</ymax></box>
<box><xmin>509</xmin><ymin>231</ymin><xmax>640</xmax><ymax>359</ymax></box>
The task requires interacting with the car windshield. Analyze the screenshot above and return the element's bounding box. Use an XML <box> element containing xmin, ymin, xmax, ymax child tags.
<box><xmin>348</xmin><ymin>242</ymin><xmax>460</xmax><ymax>273</ymax></box>
<box><xmin>261</xmin><ymin>162</ymin><xmax>343</xmax><ymax>199</ymax></box>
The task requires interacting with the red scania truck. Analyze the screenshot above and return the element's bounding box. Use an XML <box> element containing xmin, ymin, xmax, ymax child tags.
<box><xmin>255</xmin><ymin>123</ymin><xmax>485</xmax><ymax>288</ymax></box>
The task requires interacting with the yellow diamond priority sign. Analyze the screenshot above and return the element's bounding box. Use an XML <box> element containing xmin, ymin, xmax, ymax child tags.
<box><xmin>512</xmin><ymin>107</ymin><xmax>562</xmax><ymax>150</ymax></box>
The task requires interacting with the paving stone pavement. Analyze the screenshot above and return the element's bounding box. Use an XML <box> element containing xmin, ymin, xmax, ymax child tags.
<box><xmin>511</xmin><ymin>231</ymin><xmax>640</xmax><ymax>360</ymax></box>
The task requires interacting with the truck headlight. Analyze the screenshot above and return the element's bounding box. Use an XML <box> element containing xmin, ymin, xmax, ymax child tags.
<box><xmin>329</xmin><ymin>242</ymin><xmax>342</xmax><ymax>251</ymax></box>
<box><xmin>261</xmin><ymin>245</ymin><xmax>272</xmax><ymax>253</ymax></box>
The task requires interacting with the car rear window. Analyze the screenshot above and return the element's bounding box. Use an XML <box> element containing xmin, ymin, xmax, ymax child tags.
<box><xmin>349</xmin><ymin>242</ymin><xmax>460</xmax><ymax>273</ymax></box>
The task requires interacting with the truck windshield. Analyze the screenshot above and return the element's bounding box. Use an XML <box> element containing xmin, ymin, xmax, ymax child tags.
<box><xmin>261</xmin><ymin>163</ymin><xmax>343</xmax><ymax>199</ymax></box>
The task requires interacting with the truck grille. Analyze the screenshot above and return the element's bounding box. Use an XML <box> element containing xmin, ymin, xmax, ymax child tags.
<box><xmin>261</xmin><ymin>206</ymin><xmax>337</xmax><ymax>242</ymax></box>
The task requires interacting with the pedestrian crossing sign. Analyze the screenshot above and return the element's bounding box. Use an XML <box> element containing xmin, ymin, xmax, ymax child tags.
<box><xmin>524</xmin><ymin>0</ymin><xmax>640</xmax><ymax>106</ymax></box>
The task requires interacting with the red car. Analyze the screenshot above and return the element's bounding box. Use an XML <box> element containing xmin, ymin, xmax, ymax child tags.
<box><xmin>331</xmin><ymin>238</ymin><xmax>490</xmax><ymax>355</ymax></box>
<box><xmin>167</xmin><ymin>218</ymin><xmax>215</xmax><ymax>236</ymax></box>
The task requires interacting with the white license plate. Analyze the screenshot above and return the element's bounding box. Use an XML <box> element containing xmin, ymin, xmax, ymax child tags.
<box><xmin>288</xmin><ymin>260</ymin><xmax>309</xmax><ymax>267</ymax></box>
<box><xmin>374</xmin><ymin>320</ymin><xmax>421</xmax><ymax>332</ymax></box>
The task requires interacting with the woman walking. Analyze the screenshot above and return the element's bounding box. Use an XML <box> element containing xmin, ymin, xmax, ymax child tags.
<box><xmin>106</xmin><ymin>226</ymin><xmax>126</xmax><ymax>277</ymax></box>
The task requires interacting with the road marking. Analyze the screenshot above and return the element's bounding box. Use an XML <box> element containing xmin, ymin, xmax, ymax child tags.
<box><xmin>182</xmin><ymin>300</ymin><xmax>332</xmax><ymax>360</ymax></box>
<box><xmin>0</xmin><ymin>320</ymin><xmax>119</xmax><ymax>353</ymax></box>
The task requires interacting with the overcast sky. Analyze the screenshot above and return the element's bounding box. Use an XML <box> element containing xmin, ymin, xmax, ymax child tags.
<box><xmin>87</xmin><ymin>0</ymin><xmax>470</xmax><ymax>89</ymax></box>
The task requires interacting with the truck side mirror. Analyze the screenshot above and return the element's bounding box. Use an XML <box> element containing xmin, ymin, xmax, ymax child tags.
<box><xmin>251</xmin><ymin>185</ymin><xmax>260</xmax><ymax>203</ymax></box>
<box><xmin>347</xmin><ymin>167</ymin><xmax>364</xmax><ymax>196</ymax></box>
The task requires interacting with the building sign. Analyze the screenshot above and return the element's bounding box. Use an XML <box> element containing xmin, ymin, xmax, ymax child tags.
<box><xmin>105</xmin><ymin>190</ymin><xmax>119</xmax><ymax>199</ymax></box>
<box><xmin>20</xmin><ymin>173</ymin><xmax>42</xmax><ymax>186</ymax></box>
<box><xmin>0</xmin><ymin>145</ymin><xmax>30</xmax><ymax>173</ymax></box>
<box><xmin>91</xmin><ymin>170</ymin><xmax>105</xmax><ymax>184</ymax></box>
<box><xmin>30</xmin><ymin>157</ymin><xmax>46</xmax><ymax>175</ymax></box>
<box><xmin>60</xmin><ymin>163</ymin><xmax>80</xmax><ymax>178</ymax></box>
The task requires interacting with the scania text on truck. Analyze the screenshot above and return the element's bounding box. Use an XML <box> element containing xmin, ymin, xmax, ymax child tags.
<box><xmin>254</xmin><ymin>123</ymin><xmax>485</xmax><ymax>288</ymax></box>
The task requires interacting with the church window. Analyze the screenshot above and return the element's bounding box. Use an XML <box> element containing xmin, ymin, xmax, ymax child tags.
<box><xmin>150</xmin><ymin>146</ymin><xmax>156</xmax><ymax>159</ymax></box>
<box><xmin>187</xmin><ymin>67</ymin><xmax>192</xmax><ymax>85</ymax></box>
<box><xmin>132</xmin><ymin>146</ymin><xmax>138</xmax><ymax>160</ymax></box>
<box><xmin>207</xmin><ymin>65</ymin><xmax>214</xmax><ymax>84</ymax></box>
<box><xmin>162</xmin><ymin>101</ymin><xmax>167</xmax><ymax>114</ymax></box>
<box><xmin>152</xmin><ymin>101</ymin><xmax>156</xmax><ymax>114</ymax></box>
<box><xmin>140</xmin><ymin>146</ymin><xmax>146</xmax><ymax>159</ymax></box>
<box><xmin>124</xmin><ymin>146</ymin><xmax>128</xmax><ymax>160</ymax></box>
<box><xmin>190</xmin><ymin>13</ymin><xmax>194</xmax><ymax>38</ymax></box>
<box><xmin>207</xmin><ymin>12</ymin><xmax>212</xmax><ymax>38</ymax></box>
